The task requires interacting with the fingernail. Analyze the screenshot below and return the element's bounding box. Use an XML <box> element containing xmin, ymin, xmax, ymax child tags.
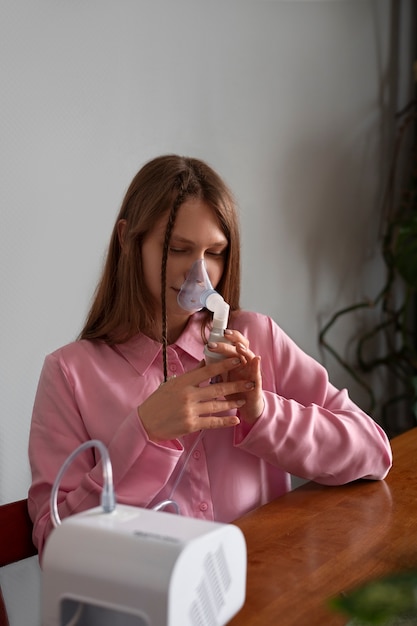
<box><xmin>224</xmin><ymin>329</ymin><xmax>233</xmax><ymax>335</ymax></box>
<box><xmin>232</xmin><ymin>357</ymin><xmax>241</xmax><ymax>365</ymax></box>
<box><xmin>245</xmin><ymin>381</ymin><xmax>255</xmax><ymax>389</ymax></box>
<box><xmin>238</xmin><ymin>342</ymin><xmax>246</xmax><ymax>351</ymax></box>
<box><xmin>236</xmin><ymin>399</ymin><xmax>246</xmax><ymax>407</ymax></box>
<box><xmin>208</xmin><ymin>341</ymin><xmax>218</xmax><ymax>349</ymax></box>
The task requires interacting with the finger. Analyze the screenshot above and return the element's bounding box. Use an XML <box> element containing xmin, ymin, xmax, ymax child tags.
<box><xmin>235</xmin><ymin>341</ymin><xmax>255</xmax><ymax>361</ymax></box>
<box><xmin>199</xmin><ymin>396</ymin><xmax>246</xmax><ymax>413</ymax></box>
<box><xmin>204</xmin><ymin>345</ymin><xmax>248</xmax><ymax>370</ymax></box>
<box><xmin>224</xmin><ymin>329</ymin><xmax>250</xmax><ymax>348</ymax></box>
<box><xmin>197</xmin><ymin>378</ymin><xmax>255</xmax><ymax>401</ymax></box>
<box><xmin>251</xmin><ymin>355</ymin><xmax>262</xmax><ymax>385</ymax></box>
<box><xmin>195</xmin><ymin>414</ymin><xmax>241</xmax><ymax>431</ymax></box>
<box><xmin>185</xmin><ymin>356</ymin><xmax>243</xmax><ymax>386</ymax></box>
<box><xmin>205</xmin><ymin>341</ymin><xmax>239</xmax><ymax>359</ymax></box>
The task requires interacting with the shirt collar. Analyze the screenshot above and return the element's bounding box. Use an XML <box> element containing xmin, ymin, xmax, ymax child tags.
<box><xmin>113</xmin><ymin>312</ymin><xmax>207</xmax><ymax>376</ymax></box>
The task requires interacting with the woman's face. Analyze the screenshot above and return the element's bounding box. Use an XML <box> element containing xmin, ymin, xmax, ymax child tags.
<box><xmin>141</xmin><ymin>197</ymin><xmax>228</xmax><ymax>336</ymax></box>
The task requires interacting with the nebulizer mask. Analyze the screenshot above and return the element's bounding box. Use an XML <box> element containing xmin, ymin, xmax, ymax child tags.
<box><xmin>177</xmin><ymin>259</ymin><xmax>231</xmax><ymax>364</ymax></box>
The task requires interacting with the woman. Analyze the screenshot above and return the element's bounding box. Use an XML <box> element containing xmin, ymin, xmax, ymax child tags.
<box><xmin>28</xmin><ymin>154</ymin><xmax>392</xmax><ymax>560</ymax></box>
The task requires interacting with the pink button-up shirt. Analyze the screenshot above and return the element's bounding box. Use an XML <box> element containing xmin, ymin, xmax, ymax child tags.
<box><xmin>28</xmin><ymin>310</ymin><xmax>392</xmax><ymax>559</ymax></box>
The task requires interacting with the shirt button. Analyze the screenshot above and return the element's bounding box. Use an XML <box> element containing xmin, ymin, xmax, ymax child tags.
<box><xmin>193</xmin><ymin>450</ymin><xmax>201</xmax><ymax>460</ymax></box>
<box><xmin>199</xmin><ymin>502</ymin><xmax>208</xmax><ymax>512</ymax></box>
<box><xmin>170</xmin><ymin>364</ymin><xmax>177</xmax><ymax>372</ymax></box>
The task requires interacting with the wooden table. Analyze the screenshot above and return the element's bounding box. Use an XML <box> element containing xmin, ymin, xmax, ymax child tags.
<box><xmin>229</xmin><ymin>427</ymin><xmax>417</xmax><ymax>625</ymax></box>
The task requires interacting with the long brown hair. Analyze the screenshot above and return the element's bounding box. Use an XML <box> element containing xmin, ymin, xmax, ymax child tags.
<box><xmin>79</xmin><ymin>154</ymin><xmax>241</xmax><ymax>345</ymax></box>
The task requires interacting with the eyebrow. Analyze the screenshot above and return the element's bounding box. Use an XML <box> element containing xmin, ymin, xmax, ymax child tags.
<box><xmin>170</xmin><ymin>235</ymin><xmax>228</xmax><ymax>247</ymax></box>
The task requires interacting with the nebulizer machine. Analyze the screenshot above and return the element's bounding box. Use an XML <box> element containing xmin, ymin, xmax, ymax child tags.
<box><xmin>41</xmin><ymin>261</ymin><xmax>246</xmax><ymax>626</ymax></box>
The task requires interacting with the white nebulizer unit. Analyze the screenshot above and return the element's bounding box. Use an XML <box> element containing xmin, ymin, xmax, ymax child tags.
<box><xmin>42</xmin><ymin>504</ymin><xmax>246</xmax><ymax>626</ymax></box>
<box><xmin>177</xmin><ymin>259</ymin><xmax>231</xmax><ymax>366</ymax></box>
<box><xmin>42</xmin><ymin>441</ymin><xmax>246</xmax><ymax>626</ymax></box>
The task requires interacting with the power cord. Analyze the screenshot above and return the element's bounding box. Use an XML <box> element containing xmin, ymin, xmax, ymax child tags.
<box><xmin>49</xmin><ymin>439</ymin><xmax>116</xmax><ymax>528</ymax></box>
<box><xmin>49</xmin><ymin>433</ymin><xmax>203</xmax><ymax>527</ymax></box>
<box><xmin>63</xmin><ymin>603</ymin><xmax>84</xmax><ymax>626</ymax></box>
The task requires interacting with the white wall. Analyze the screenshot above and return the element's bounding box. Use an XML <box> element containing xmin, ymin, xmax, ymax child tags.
<box><xmin>0</xmin><ymin>0</ymin><xmax>399</xmax><ymax>505</ymax></box>
<box><xmin>3</xmin><ymin>0</ymin><xmax>409</xmax><ymax>624</ymax></box>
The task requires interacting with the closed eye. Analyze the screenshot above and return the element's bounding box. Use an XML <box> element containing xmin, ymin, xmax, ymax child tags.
<box><xmin>169</xmin><ymin>247</ymin><xmax>226</xmax><ymax>257</ymax></box>
<box><xmin>206</xmin><ymin>250</ymin><xmax>226</xmax><ymax>257</ymax></box>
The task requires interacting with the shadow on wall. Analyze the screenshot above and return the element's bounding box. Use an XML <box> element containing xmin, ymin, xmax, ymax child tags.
<box><xmin>279</xmin><ymin>125</ymin><xmax>384</xmax><ymax>317</ymax></box>
<box><xmin>271</xmin><ymin>120</ymin><xmax>391</xmax><ymax>414</ymax></box>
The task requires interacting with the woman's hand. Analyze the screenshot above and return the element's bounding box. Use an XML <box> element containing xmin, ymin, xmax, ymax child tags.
<box><xmin>138</xmin><ymin>356</ymin><xmax>255</xmax><ymax>442</ymax></box>
<box><xmin>205</xmin><ymin>328</ymin><xmax>265</xmax><ymax>425</ymax></box>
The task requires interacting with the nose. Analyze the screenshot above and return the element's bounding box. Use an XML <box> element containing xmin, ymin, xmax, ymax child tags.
<box><xmin>183</xmin><ymin>257</ymin><xmax>205</xmax><ymax>281</ymax></box>
<box><xmin>178</xmin><ymin>259</ymin><xmax>214</xmax><ymax>313</ymax></box>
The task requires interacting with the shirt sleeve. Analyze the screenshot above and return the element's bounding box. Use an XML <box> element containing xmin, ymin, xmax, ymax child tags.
<box><xmin>28</xmin><ymin>352</ymin><xmax>182</xmax><ymax>561</ymax></box>
<box><xmin>233</xmin><ymin>314</ymin><xmax>392</xmax><ymax>484</ymax></box>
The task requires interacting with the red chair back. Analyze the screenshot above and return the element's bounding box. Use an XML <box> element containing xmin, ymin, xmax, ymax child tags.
<box><xmin>0</xmin><ymin>499</ymin><xmax>37</xmax><ymax>626</ymax></box>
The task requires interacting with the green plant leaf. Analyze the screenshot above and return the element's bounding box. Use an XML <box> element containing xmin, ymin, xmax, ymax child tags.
<box><xmin>329</xmin><ymin>572</ymin><xmax>417</xmax><ymax>624</ymax></box>
<box><xmin>393</xmin><ymin>215</ymin><xmax>417</xmax><ymax>288</ymax></box>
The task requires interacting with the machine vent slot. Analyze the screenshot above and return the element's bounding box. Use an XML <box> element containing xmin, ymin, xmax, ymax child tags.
<box><xmin>189</xmin><ymin>542</ymin><xmax>233</xmax><ymax>626</ymax></box>
<box><xmin>215</xmin><ymin>544</ymin><xmax>231</xmax><ymax>592</ymax></box>
<box><xmin>204</xmin><ymin>552</ymin><xmax>224</xmax><ymax>612</ymax></box>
